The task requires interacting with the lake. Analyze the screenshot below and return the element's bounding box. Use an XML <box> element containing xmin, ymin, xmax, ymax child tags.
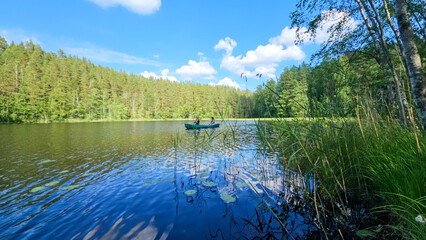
<box><xmin>0</xmin><ymin>121</ymin><xmax>317</xmax><ymax>239</ymax></box>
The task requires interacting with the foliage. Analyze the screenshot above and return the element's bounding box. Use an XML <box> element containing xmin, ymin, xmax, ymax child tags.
<box><xmin>0</xmin><ymin>38</ymin><xmax>256</xmax><ymax>123</ymax></box>
<box><xmin>258</xmin><ymin>104</ymin><xmax>425</xmax><ymax>238</ymax></box>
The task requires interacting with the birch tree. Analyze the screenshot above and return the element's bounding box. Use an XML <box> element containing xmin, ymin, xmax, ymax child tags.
<box><xmin>393</xmin><ymin>0</ymin><xmax>426</xmax><ymax>129</ymax></box>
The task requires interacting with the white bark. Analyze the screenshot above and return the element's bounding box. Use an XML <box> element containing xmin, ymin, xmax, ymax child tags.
<box><xmin>393</xmin><ymin>0</ymin><xmax>426</xmax><ymax>130</ymax></box>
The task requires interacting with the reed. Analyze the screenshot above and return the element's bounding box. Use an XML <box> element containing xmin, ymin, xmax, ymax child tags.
<box><xmin>259</xmin><ymin>107</ymin><xmax>426</xmax><ymax>238</ymax></box>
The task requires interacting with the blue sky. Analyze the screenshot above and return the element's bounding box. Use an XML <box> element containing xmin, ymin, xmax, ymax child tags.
<box><xmin>0</xmin><ymin>0</ymin><xmax>331</xmax><ymax>91</ymax></box>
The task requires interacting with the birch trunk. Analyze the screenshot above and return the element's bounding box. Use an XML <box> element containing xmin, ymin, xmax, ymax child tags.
<box><xmin>356</xmin><ymin>0</ymin><xmax>407</xmax><ymax>124</ymax></box>
<box><xmin>393</xmin><ymin>0</ymin><xmax>426</xmax><ymax>130</ymax></box>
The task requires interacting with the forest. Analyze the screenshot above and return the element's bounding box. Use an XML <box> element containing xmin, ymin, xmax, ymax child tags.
<box><xmin>2</xmin><ymin>35</ymin><xmax>424</xmax><ymax>125</ymax></box>
<box><xmin>0</xmin><ymin>38</ymin><xmax>258</xmax><ymax>123</ymax></box>
<box><xmin>254</xmin><ymin>1</ymin><xmax>425</xmax><ymax>128</ymax></box>
<box><xmin>0</xmin><ymin>0</ymin><xmax>424</xmax><ymax>125</ymax></box>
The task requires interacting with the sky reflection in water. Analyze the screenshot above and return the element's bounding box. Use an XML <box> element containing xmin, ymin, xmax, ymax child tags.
<box><xmin>0</xmin><ymin>121</ymin><xmax>316</xmax><ymax>239</ymax></box>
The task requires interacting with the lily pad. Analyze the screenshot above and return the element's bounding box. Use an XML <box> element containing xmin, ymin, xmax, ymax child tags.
<box><xmin>30</xmin><ymin>186</ymin><xmax>45</xmax><ymax>193</ymax></box>
<box><xmin>45</xmin><ymin>181</ymin><xmax>60</xmax><ymax>186</ymax></box>
<box><xmin>60</xmin><ymin>170</ymin><xmax>69</xmax><ymax>173</ymax></box>
<box><xmin>184</xmin><ymin>190</ymin><xmax>197</xmax><ymax>195</ymax></box>
<box><xmin>141</xmin><ymin>179</ymin><xmax>162</xmax><ymax>187</ymax></box>
<box><xmin>39</xmin><ymin>160</ymin><xmax>56</xmax><ymax>164</ymax></box>
<box><xmin>220</xmin><ymin>194</ymin><xmax>236</xmax><ymax>203</ymax></box>
<box><xmin>202</xmin><ymin>181</ymin><xmax>217</xmax><ymax>187</ymax></box>
<box><xmin>236</xmin><ymin>182</ymin><xmax>247</xmax><ymax>188</ymax></box>
<box><xmin>61</xmin><ymin>185</ymin><xmax>80</xmax><ymax>190</ymax></box>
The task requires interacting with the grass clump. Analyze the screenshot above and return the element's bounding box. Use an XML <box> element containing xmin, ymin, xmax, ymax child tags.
<box><xmin>260</xmin><ymin>110</ymin><xmax>425</xmax><ymax>239</ymax></box>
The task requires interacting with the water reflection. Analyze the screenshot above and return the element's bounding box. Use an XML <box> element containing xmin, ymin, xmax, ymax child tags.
<box><xmin>0</xmin><ymin>121</ymin><xmax>317</xmax><ymax>239</ymax></box>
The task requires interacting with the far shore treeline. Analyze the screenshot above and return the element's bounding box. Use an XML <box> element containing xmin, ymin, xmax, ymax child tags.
<box><xmin>0</xmin><ymin>38</ymin><xmax>257</xmax><ymax>122</ymax></box>
<box><xmin>1</xmin><ymin>34</ymin><xmax>425</xmax><ymax>123</ymax></box>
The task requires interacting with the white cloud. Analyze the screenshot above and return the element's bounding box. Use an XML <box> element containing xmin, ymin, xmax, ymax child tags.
<box><xmin>0</xmin><ymin>29</ymin><xmax>41</xmax><ymax>45</ymax></box>
<box><xmin>88</xmin><ymin>0</ymin><xmax>161</xmax><ymax>15</ymax></box>
<box><xmin>141</xmin><ymin>71</ymin><xmax>157</xmax><ymax>78</ymax></box>
<box><xmin>65</xmin><ymin>47</ymin><xmax>159</xmax><ymax>66</ymax></box>
<box><xmin>160</xmin><ymin>69</ymin><xmax>169</xmax><ymax>76</ymax></box>
<box><xmin>214</xmin><ymin>37</ymin><xmax>237</xmax><ymax>55</ymax></box>
<box><xmin>176</xmin><ymin>60</ymin><xmax>217</xmax><ymax>80</ymax></box>
<box><xmin>208</xmin><ymin>77</ymin><xmax>241</xmax><ymax>90</ymax></box>
<box><xmin>317</xmin><ymin>10</ymin><xmax>358</xmax><ymax>43</ymax></box>
<box><xmin>153</xmin><ymin>54</ymin><xmax>159</xmax><ymax>58</ymax></box>
<box><xmin>269</xmin><ymin>10</ymin><xmax>357</xmax><ymax>46</ymax></box>
<box><xmin>141</xmin><ymin>69</ymin><xmax>179</xmax><ymax>82</ymax></box>
<box><xmin>217</xmin><ymin>39</ymin><xmax>305</xmax><ymax>78</ymax></box>
<box><xmin>160</xmin><ymin>69</ymin><xmax>179</xmax><ymax>82</ymax></box>
<box><xmin>253</xmin><ymin>66</ymin><xmax>278</xmax><ymax>78</ymax></box>
<box><xmin>269</xmin><ymin>27</ymin><xmax>309</xmax><ymax>46</ymax></box>
<box><xmin>239</xmin><ymin>44</ymin><xmax>305</xmax><ymax>67</ymax></box>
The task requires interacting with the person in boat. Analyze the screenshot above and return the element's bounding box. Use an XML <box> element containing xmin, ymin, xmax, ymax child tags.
<box><xmin>194</xmin><ymin>117</ymin><xmax>200</xmax><ymax>125</ymax></box>
<box><xmin>210</xmin><ymin>117</ymin><xmax>215</xmax><ymax>125</ymax></box>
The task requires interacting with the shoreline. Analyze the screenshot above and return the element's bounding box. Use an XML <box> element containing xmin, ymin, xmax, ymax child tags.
<box><xmin>0</xmin><ymin>117</ymin><xmax>356</xmax><ymax>124</ymax></box>
<box><xmin>0</xmin><ymin>118</ymin><xmax>276</xmax><ymax>124</ymax></box>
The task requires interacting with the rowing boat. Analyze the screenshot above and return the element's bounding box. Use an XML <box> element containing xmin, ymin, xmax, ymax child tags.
<box><xmin>185</xmin><ymin>123</ymin><xmax>220</xmax><ymax>129</ymax></box>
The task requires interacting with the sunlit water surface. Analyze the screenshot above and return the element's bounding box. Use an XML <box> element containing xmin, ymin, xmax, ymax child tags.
<box><xmin>0</xmin><ymin>121</ymin><xmax>316</xmax><ymax>239</ymax></box>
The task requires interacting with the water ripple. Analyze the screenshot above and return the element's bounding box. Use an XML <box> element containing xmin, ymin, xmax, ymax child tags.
<box><xmin>0</xmin><ymin>121</ymin><xmax>314</xmax><ymax>239</ymax></box>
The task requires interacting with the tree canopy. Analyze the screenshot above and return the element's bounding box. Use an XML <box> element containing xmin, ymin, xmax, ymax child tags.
<box><xmin>0</xmin><ymin>38</ymin><xmax>256</xmax><ymax>123</ymax></box>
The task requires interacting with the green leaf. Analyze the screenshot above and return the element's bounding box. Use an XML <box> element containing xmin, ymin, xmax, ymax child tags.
<box><xmin>185</xmin><ymin>190</ymin><xmax>197</xmax><ymax>195</ymax></box>
<box><xmin>61</xmin><ymin>184</ymin><xmax>80</xmax><ymax>190</ymax></box>
<box><xmin>45</xmin><ymin>181</ymin><xmax>60</xmax><ymax>186</ymax></box>
<box><xmin>220</xmin><ymin>194</ymin><xmax>236</xmax><ymax>203</ymax></box>
<box><xmin>39</xmin><ymin>160</ymin><xmax>56</xmax><ymax>164</ymax></box>
<box><xmin>202</xmin><ymin>181</ymin><xmax>217</xmax><ymax>187</ymax></box>
<box><xmin>30</xmin><ymin>186</ymin><xmax>45</xmax><ymax>192</ymax></box>
<box><xmin>236</xmin><ymin>182</ymin><xmax>247</xmax><ymax>188</ymax></box>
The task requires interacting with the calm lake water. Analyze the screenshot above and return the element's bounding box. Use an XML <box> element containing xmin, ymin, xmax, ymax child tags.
<box><xmin>0</xmin><ymin>121</ymin><xmax>316</xmax><ymax>239</ymax></box>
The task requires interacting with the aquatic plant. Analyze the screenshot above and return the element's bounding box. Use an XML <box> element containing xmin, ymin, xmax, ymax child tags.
<box><xmin>45</xmin><ymin>181</ymin><xmax>60</xmax><ymax>186</ymax></box>
<box><xmin>220</xmin><ymin>194</ymin><xmax>236</xmax><ymax>203</ymax></box>
<box><xmin>30</xmin><ymin>186</ymin><xmax>45</xmax><ymax>192</ymax></box>
<box><xmin>38</xmin><ymin>160</ymin><xmax>55</xmax><ymax>164</ymax></box>
<box><xmin>185</xmin><ymin>190</ymin><xmax>197</xmax><ymax>195</ymax></box>
<box><xmin>60</xmin><ymin>185</ymin><xmax>80</xmax><ymax>190</ymax></box>
<box><xmin>202</xmin><ymin>181</ymin><xmax>217</xmax><ymax>187</ymax></box>
<box><xmin>236</xmin><ymin>182</ymin><xmax>248</xmax><ymax>188</ymax></box>
<box><xmin>257</xmin><ymin>106</ymin><xmax>426</xmax><ymax>238</ymax></box>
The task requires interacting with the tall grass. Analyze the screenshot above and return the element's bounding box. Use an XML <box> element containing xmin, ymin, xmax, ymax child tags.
<box><xmin>259</xmin><ymin>106</ymin><xmax>426</xmax><ymax>238</ymax></box>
